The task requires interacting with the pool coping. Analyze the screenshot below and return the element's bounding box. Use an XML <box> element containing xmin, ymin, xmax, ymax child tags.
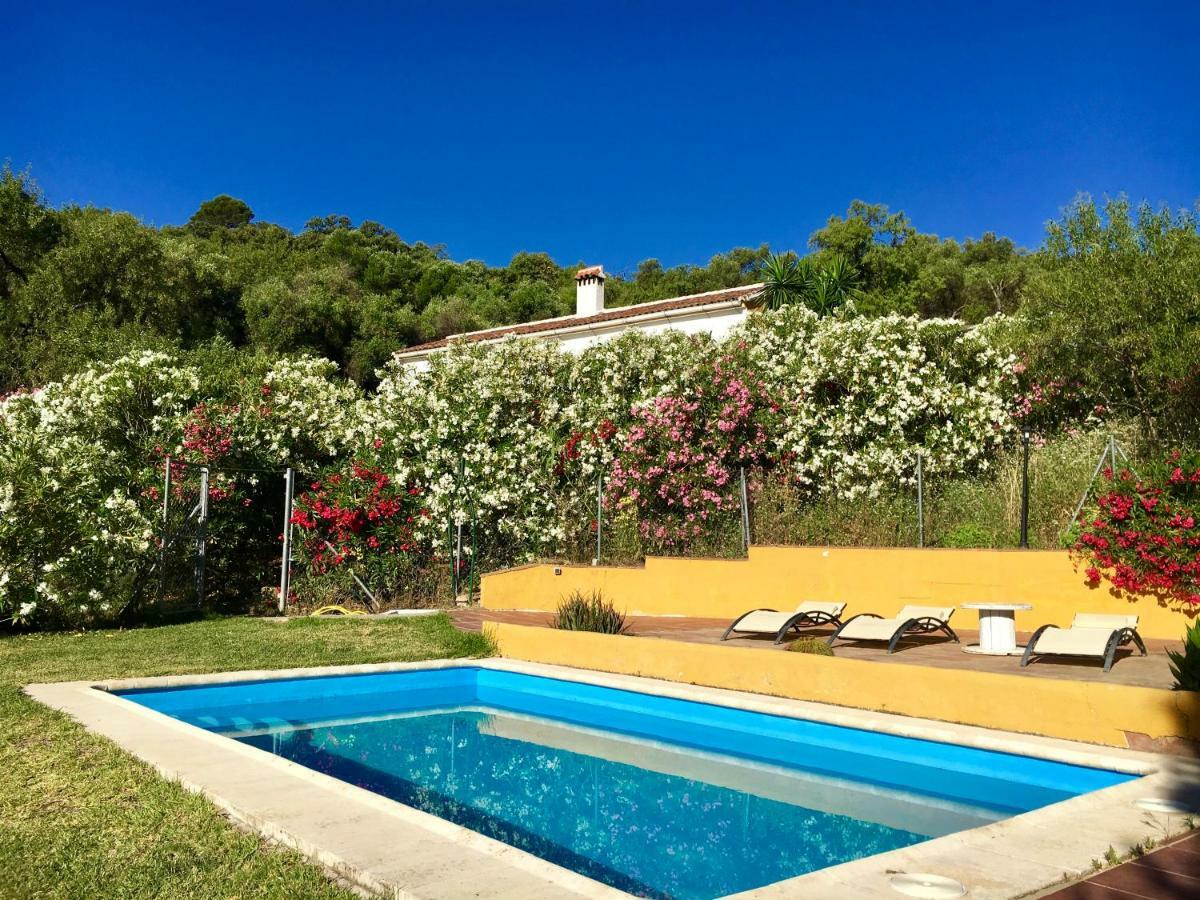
<box><xmin>25</xmin><ymin>658</ymin><xmax>1200</xmax><ymax>900</ymax></box>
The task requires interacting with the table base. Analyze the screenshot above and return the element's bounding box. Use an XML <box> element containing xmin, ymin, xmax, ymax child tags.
<box><xmin>962</xmin><ymin>644</ymin><xmax>1026</xmax><ymax>657</ymax></box>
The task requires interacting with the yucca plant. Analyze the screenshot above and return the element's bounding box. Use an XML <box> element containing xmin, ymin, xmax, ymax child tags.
<box><xmin>1168</xmin><ymin>620</ymin><xmax>1200</xmax><ymax>691</ymax></box>
<box><xmin>809</xmin><ymin>253</ymin><xmax>861</xmax><ymax>315</ymax></box>
<box><xmin>759</xmin><ymin>251</ymin><xmax>860</xmax><ymax>314</ymax></box>
<box><xmin>759</xmin><ymin>252</ymin><xmax>815</xmax><ymax>311</ymax></box>
<box><xmin>551</xmin><ymin>589</ymin><xmax>629</xmax><ymax>634</ymax></box>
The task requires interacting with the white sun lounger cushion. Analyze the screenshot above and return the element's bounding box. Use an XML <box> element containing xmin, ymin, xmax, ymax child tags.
<box><xmin>1071</xmin><ymin>613</ymin><xmax>1139</xmax><ymax>630</ymax></box>
<box><xmin>836</xmin><ymin>605</ymin><xmax>955</xmax><ymax>642</ymax></box>
<box><xmin>1033</xmin><ymin>614</ymin><xmax>1140</xmax><ymax>657</ymax></box>
<box><xmin>732</xmin><ymin>601</ymin><xmax>845</xmax><ymax>634</ymax></box>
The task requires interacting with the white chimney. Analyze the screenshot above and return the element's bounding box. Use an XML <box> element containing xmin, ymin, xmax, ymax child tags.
<box><xmin>575</xmin><ymin>265</ymin><xmax>605</xmax><ymax>316</ymax></box>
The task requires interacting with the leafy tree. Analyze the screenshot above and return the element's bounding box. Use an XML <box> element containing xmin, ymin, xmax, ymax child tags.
<box><xmin>242</xmin><ymin>264</ymin><xmax>360</xmax><ymax>362</ymax></box>
<box><xmin>304</xmin><ymin>214</ymin><xmax>352</xmax><ymax>234</ymax></box>
<box><xmin>1011</xmin><ymin>195</ymin><xmax>1200</xmax><ymax>440</ymax></box>
<box><xmin>2</xmin><ymin>207</ymin><xmax>237</xmax><ymax>388</ymax></box>
<box><xmin>418</xmin><ymin>295</ymin><xmax>485</xmax><ymax>341</ymax></box>
<box><xmin>809</xmin><ymin>202</ymin><xmax>1028</xmax><ymax>320</ymax></box>
<box><xmin>347</xmin><ymin>296</ymin><xmax>421</xmax><ymax>385</ymax></box>
<box><xmin>185</xmin><ymin>194</ymin><xmax>253</xmax><ymax>236</ymax></box>
<box><xmin>506</xmin><ymin>251</ymin><xmax>561</xmax><ymax>287</ymax></box>
<box><xmin>0</xmin><ymin>165</ymin><xmax>60</xmax><ymax>302</ymax></box>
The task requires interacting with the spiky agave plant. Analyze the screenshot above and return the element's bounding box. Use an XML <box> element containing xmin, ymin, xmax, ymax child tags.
<box><xmin>1168</xmin><ymin>620</ymin><xmax>1200</xmax><ymax>691</ymax></box>
<box><xmin>551</xmin><ymin>589</ymin><xmax>629</xmax><ymax>634</ymax></box>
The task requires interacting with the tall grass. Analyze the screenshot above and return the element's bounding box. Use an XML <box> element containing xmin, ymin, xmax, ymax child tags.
<box><xmin>754</xmin><ymin>421</ymin><xmax>1154</xmax><ymax>550</ymax></box>
<box><xmin>558</xmin><ymin>422</ymin><xmax>1160</xmax><ymax>562</ymax></box>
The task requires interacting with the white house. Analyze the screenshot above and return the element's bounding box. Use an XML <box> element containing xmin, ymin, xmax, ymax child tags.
<box><xmin>391</xmin><ymin>265</ymin><xmax>764</xmax><ymax>369</ymax></box>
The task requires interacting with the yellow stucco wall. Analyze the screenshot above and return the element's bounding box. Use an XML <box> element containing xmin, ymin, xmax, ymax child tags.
<box><xmin>492</xmin><ymin>622</ymin><xmax>1200</xmax><ymax>747</ymax></box>
<box><xmin>481</xmin><ymin>546</ymin><xmax>1198</xmax><ymax>640</ymax></box>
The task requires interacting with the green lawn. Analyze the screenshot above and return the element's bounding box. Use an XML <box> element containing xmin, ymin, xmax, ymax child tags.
<box><xmin>0</xmin><ymin>615</ymin><xmax>493</xmax><ymax>899</ymax></box>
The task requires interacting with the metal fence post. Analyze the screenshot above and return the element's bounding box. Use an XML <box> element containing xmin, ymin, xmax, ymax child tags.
<box><xmin>916</xmin><ymin>452</ymin><xmax>925</xmax><ymax>548</ymax></box>
<box><xmin>594</xmin><ymin>472</ymin><xmax>603</xmax><ymax>566</ymax></box>
<box><xmin>455</xmin><ymin>519</ymin><xmax>464</xmax><ymax>598</ymax></box>
<box><xmin>1065</xmin><ymin>434</ymin><xmax>1126</xmax><ymax>537</ymax></box>
<box><xmin>195</xmin><ymin>467</ymin><xmax>209</xmax><ymax>606</ymax></box>
<box><xmin>161</xmin><ymin>456</ymin><xmax>172</xmax><ymax>530</ymax></box>
<box><xmin>448</xmin><ymin>514</ymin><xmax>457</xmax><ymax>599</ymax></box>
<box><xmin>739</xmin><ymin>465</ymin><xmax>751</xmax><ymax>554</ymax></box>
<box><xmin>159</xmin><ymin>456</ymin><xmax>172</xmax><ymax>596</ymax></box>
<box><xmin>1019</xmin><ymin>431</ymin><xmax>1031</xmax><ymax>548</ymax></box>
<box><xmin>469</xmin><ymin>509</ymin><xmax>477</xmax><ymax>596</ymax></box>
<box><xmin>278</xmin><ymin>467</ymin><xmax>294</xmax><ymax>613</ymax></box>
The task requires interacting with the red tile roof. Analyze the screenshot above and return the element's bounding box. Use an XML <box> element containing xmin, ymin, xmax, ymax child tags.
<box><xmin>574</xmin><ymin>265</ymin><xmax>605</xmax><ymax>281</ymax></box>
<box><xmin>397</xmin><ymin>283</ymin><xmax>763</xmax><ymax>356</ymax></box>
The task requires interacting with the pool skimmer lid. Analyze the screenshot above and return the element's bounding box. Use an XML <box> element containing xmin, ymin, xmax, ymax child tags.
<box><xmin>889</xmin><ymin>873</ymin><xmax>967</xmax><ymax>898</ymax></box>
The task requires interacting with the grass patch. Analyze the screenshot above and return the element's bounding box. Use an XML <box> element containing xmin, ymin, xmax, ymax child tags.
<box><xmin>0</xmin><ymin>614</ymin><xmax>493</xmax><ymax>898</ymax></box>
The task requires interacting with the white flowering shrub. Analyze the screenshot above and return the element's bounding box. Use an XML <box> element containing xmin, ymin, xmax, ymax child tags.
<box><xmin>738</xmin><ymin>308</ymin><xmax>1015</xmax><ymax>499</ymax></box>
<box><xmin>0</xmin><ymin>352</ymin><xmax>200</xmax><ymax>626</ymax></box>
<box><xmin>255</xmin><ymin>357</ymin><xmax>364</xmax><ymax>460</ymax></box>
<box><xmin>0</xmin><ymin>314</ymin><xmax>1017</xmax><ymax>627</ymax></box>
<box><xmin>0</xmin><ymin>351</ymin><xmax>364</xmax><ymax>627</ymax></box>
<box><xmin>359</xmin><ymin>339</ymin><xmax>569</xmax><ymax>564</ymax></box>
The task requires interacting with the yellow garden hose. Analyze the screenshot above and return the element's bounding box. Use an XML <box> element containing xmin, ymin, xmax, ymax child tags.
<box><xmin>309</xmin><ymin>604</ymin><xmax>367</xmax><ymax>617</ymax></box>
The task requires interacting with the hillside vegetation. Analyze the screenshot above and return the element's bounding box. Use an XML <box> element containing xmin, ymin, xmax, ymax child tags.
<box><xmin>1</xmin><ymin>165</ymin><xmax>1199</xmax><ymax>626</ymax></box>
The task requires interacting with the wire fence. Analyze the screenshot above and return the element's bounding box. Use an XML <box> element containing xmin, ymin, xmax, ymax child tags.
<box><xmin>571</xmin><ymin>431</ymin><xmax>1142</xmax><ymax>566</ymax></box>
<box><xmin>127</xmin><ymin>432</ymin><xmax>1137</xmax><ymax>618</ymax></box>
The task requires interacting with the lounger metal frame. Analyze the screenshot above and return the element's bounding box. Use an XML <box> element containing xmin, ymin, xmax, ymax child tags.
<box><xmin>1020</xmin><ymin>624</ymin><xmax>1147</xmax><ymax>672</ymax></box>
<box><xmin>721</xmin><ymin>608</ymin><xmax>844</xmax><ymax>644</ymax></box>
<box><xmin>827</xmin><ymin>613</ymin><xmax>960</xmax><ymax>654</ymax></box>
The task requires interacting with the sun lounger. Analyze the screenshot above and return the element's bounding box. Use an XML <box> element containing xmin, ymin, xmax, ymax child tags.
<box><xmin>828</xmin><ymin>605</ymin><xmax>959</xmax><ymax>653</ymax></box>
<box><xmin>1021</xmin><ymin>613</ymin><xmax>1146</xmax><ymax>672</ymax></box>
<box><xmin>721</xmin><ymin>601</ymin><xmax>846</xmax><ymax>644</ymax></box>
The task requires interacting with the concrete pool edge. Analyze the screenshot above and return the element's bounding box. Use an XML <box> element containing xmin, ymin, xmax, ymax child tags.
<box><xmin>25</xmin><ymin>659</ymin><xmax>1200</xmax><ymax>900</ymax></box>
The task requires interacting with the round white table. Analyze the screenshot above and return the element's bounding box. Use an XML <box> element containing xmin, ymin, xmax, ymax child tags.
<box><xmin>961</xmin><ymin>603</ymin><xmax>1032</xmax><ymax>656</ymax></box>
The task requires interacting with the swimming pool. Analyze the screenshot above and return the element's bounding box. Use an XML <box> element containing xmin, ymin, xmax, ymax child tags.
<box><xmin>117</xmin><ymin>667</ymin><xmax>1136</xmax><ymax>899</ymax></box>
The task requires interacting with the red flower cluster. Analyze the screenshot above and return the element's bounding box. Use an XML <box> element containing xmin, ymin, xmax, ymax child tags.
<box><xmin>291</xmin><ymin>460</ymin><xmax>426</xmax><ymax>573</ymax></box>
<box><xmin>553</xmin><ymin>419</ymin><xmax>617</xmax><ymax>478</ymax></box>
<box><xmin>181</xmin><ymin>403</ymin><xmax>236</xmax><ymax>462</ymax></box>
<box><xmin>1074</xmin><ymin>451</ymin><xmax>1200</xmax><ymax>607</ymax></box>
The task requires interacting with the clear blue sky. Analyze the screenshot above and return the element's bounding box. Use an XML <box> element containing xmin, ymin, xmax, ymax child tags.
<box><xmin>5</xmin><ymin>1</ymin><xmax>1198</xmax><ymax>273</ymax></box>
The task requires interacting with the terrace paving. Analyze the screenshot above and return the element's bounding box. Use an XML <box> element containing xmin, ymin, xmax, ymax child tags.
<box><xmin>1036</xmin><ymin>829</ymin><xmax>1200</xmax><ymax>899</ymax></box>
<box><xmin>450</xmin><ymin>608</ymin><xmax>1179</xmax><ymax>691</ymax></box>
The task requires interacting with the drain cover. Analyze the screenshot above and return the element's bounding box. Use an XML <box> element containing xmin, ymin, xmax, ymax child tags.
<box><xmin>1136</xmin><ymin>797</ymin><xmax>1197</xmax><ymax>815</ymax></box>
<box><xmin>889</xmin><ymin>873</ymin><xmax>967</xmax><ymax>898</ymax></box>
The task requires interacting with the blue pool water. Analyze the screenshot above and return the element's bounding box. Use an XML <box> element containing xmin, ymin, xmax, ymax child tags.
<box><xmin>117</xmin><ymin>667</ymin><xmax>1135</xmax><ymax>898</ymax></box>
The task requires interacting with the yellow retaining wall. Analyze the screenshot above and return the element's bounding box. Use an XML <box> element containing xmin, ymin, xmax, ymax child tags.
<box><xmin>492</xmin><ymin>622</ymin><xmax>1200</xmax><ymax>748</ymax></box>
<box><xmin>482</xmin><ymin>546</ymin><xmax>1198</xmax><ymax>640</ymax></box>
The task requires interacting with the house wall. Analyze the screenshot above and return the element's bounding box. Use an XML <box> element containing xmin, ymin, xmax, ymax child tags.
<box><xmin>480</xmin><ymin>545</ymin><xmax>1199</xmax><ymax>641</ymax></box>
<box><xmin>397</xmin><ymin>304</ymin><xmax>750</xmax><ymax>370</ymax></box>
<box><xmin>549</xmin><ymin>305</ymin><xmax>747</xmax><ymax>355</ymax></box>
